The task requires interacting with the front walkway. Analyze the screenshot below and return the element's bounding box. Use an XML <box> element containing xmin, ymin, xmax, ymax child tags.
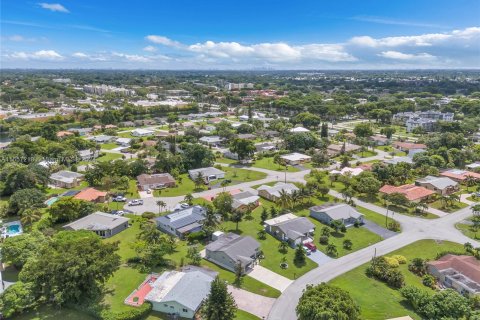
<box><xmin>460</xmin><ymin>193</ymin><xmax>476</xmax><ymax>206</ymax></box>
<box><xmin>426</xmin><ymin>206</ymin><xmax>449</xmax><ymax>217</ymax></box>
<box><xmin>228</xmin><ymin>285</ymin><xmax>276</xmax><ymax>319</ymax></box>
<box><xmin>247</xmin><ymin>265</ymin><xmax>293</xmax><ymax>292</ymax></box>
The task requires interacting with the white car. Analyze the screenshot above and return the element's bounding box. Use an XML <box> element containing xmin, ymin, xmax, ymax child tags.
<box><xmin>128</xmin><ymin>199</ymin><xmax>144</xmax><ymax>206</ymax></box>
<box><xmin>302</xmin><ymin>246</ymin><xmax>312</xmax><ymax>255</ymax></box>
<box><xmin>113</xmin><ymin>196</ymin><xmax>127</xmax><ymax>202</ymax></box>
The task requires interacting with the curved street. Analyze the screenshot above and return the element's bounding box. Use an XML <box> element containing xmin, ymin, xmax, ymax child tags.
<box><xmin>126</xmin><ymin>164</ymin><xmax>479</xmax><ymax>320</ymax></box>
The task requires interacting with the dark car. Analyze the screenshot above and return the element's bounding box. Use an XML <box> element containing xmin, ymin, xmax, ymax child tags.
<box><xmin>304</xmin><ymin>242</ymin><xmax>317</xmax><ymax>252</ymax></box>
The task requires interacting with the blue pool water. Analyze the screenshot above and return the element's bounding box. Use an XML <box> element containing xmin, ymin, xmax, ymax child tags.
<box><xmin>7</xmin><ymin>224</ymin><xmax>20</xmax><ymax>234</ymax></box>
<box><xmin>46</xmin><ymin>197</ymin><xmax>59</xmax><ymax>206</ymax></box>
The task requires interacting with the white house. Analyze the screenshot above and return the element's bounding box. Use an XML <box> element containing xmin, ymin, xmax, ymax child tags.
<box><xmin>280</xmin><ymin>152</ymin><xmax>312</xmax><ymax>165</ymax></box>
<box><xmin>289</xmin><ymin>126</ymin><xmax>310</xmax><ymax>133</ymax></box>
<box><xmin>131</xmin><ymin>128</ymin><xmax>155</xmax><ymax>137</ymax></box>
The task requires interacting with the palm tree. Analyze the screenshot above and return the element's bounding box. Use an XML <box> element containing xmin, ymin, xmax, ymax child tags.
<box><xmin>439</xmin><ymin>195</ymin><xmax>449</xmax><ymax>209</ymax></box>
<box><xmin>465</xmin><ymin>175</ymin><xmax>476</xmax><ymax>192</ymax></box>
<box><xmin>203</xmin><ymin>205</ymin><xmax>218</xmax><ymax>230</ymax></box>
<box><xmin>278</xmin><ymin>240</ymin><xmax>289</xmax><ymax>253</ymax></box>
<box><xmin>20</xmin><ymin>208</ymin><xmax>41</xmax><ymax>226</ymax></box>
<box><xmin>277</xmin><ymin>189</ymin><xmax>292</xmax><ymax>210</ymax></box>
<box><xmin>326</xmin><ymin>244</ymin><xmax>338</xmax><ymax>257</ymax></box>
<box><xmin>290</xmin><ymin>190</ymin><xmax>301</xmax><ymax>208</ymax></box>
<box><xmin>343</xmin><ymin>239</ymin><xmax>353</xmax><ymax>250</ymax></box>
<box><xmin>447</xmin><ymin>193</ymin><xmax>460</xmax><ymax>207</ymax></box>
<box><xmin>194</xmin><ymin>172</ymin><xmax>205</xmax><ymax>189</ymax></box>
<box><xmin>156</xmin><ymin>200</ymin><xmax>167</xmax><ymax>213</ymax></box>
<box><xmin>184</xmin><ymin>193</ymin><xmax>194</xmax><ymax>206</ymax></box>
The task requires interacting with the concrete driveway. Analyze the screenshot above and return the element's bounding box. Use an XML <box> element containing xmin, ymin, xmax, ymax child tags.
<box><xmin>228</xmin><ymin>285</ymin><xmax>276</xmax><ymax>319</ymax></box>
<box><xmin>363</xmin><ymin>220</ymin><xmax>398</xmax><ymax>239</ymax></box>
<box><xmin>248</xmin><ymin>265</ymin><xmax>293</xmax><ymax>292</ymax></box>
<box><xmin>307</xmin><ymin>250</ymin><xmax>333</xmax><ymax>266</ymax></box>
<box><xmin>138</xmin><ymin>191</ymin><xmax>153</xmax><ymax>199</ymax></box>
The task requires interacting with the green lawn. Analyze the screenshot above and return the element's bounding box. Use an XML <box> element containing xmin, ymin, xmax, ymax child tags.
<box><xmin>429</xmin><ymin>199</ymin><xmax>469</xmax><ymax>213</ymax></box>
<box><xmin>356</xmin><ymin>206</ymin><xmax>400</xmax><ymax>231</ymax></box>
<box><xmin>456</xmin><ymin>218</ymin><xmax>480</xmax><ymax>240</ymax></box>
<box><xmin>355</xmin><ymin>150</ymin><xmax>377</xmax><ymax>158</ymax></box>
<box><xmin>96</xmin><ymin>152</ymin><xmax>123</xmax><ymax>162</ymax></box>
<box><xmin>235</xmin><ymin>310</ymin><xmax>260</xmax><ymax>320</ymax></box>
<box><xmin>44</xmin><ymin>181</ymin><xmax>89</xmax><ymax>196</ymax></box>
<box><xmin>154</xmin><ymin>167</ymin><xmax>267</xmax><ymax>197</ymax></box>
<box><xmin>215</xmin><ymin>157</ymin><xmax>238</xmax><ymax>164</ymax></box>
<box><xmin>12</xmin><ymin>306</ymin><xmax>95</xmax><ymax>320</ymax></box>
<box><xmin>100</xmin><ymin>143</ymin><xmax>119</xmax><ymax>150</ymax></box>
<box><xmin>251</xmin><ymin>157</ymin><xmax>299</xmax><ymax>172</ymax></box>
<box><xmin>329</xmin><ymin>240</ymin><xmax>466</xmax><ymax>320</ymax></box>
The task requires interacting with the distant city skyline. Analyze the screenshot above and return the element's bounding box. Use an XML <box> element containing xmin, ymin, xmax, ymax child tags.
<box><xmin>1</xmin><ymin>0</ymin><xmax>479</xmax><ymax>69</ymax></box>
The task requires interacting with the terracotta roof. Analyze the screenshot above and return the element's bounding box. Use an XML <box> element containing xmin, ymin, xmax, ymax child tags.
<box><xmin>379</xmin><ymin>184</ymin><xmax>434</xmax><ymax>201</ymax></box>
<box><xmin>440</xmin><ymin>169</ymin><xmax>480</xmax><ymax>181</ymax></box>
<box><xmin>74</xmin><ymin>187</ymin><xmax>107</xmax><ymax>202</ymax></box>
<box><xmin>393</xmin><ymin>142</ymin><xmax>427</xmax><ymax>150</ymax></box>
<box><xmin>428</xmin><ymin>254</ymin><xmax>480</xmax><ymax>283</ymax></box>
<box><xmin>57</xmin><ymin>130</ymin><xmax>74</xmax><ymax>137</ymax></box>
<box><xmin>142</xmin><ymin>140</ymin><xmax>157</xmax><ymax>147</ymax></box>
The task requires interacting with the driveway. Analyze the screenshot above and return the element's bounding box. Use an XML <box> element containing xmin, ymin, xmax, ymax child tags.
<box><xmin>307</xmin><ymin>250</ymin><xmax>333</xmax><ymax>266</ymax></box>
<box><xmin>228</xmin><ymin>285</ymin><xmax>276</xmax><ymax>319</ymax></box>
<box><xmin>248</xmin><ymin>265</ymin><xmax>293</xmax><ymax>292</ymax></box>
<box><xmin>138</xmin><ymin>191</ymin><xmax>153</xmax><ymax>199</ymax></box>
<box><xmin>362</xmin><ymin>220</ymin><xmax>398</xmax><ymax>239</ymax></box>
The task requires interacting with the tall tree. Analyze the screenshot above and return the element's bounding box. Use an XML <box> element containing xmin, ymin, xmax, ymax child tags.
<box><xmin>201</xmin><ymin>276</ymin><xmax>237</xmax><ymax>320</ymax></box>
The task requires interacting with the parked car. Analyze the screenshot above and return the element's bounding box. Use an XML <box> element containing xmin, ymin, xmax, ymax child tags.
<box><xmin>302</xmin><ymin>246</ymin><xmax>312</xmax><ymax>255</ymax></box>
<box><xmin>180</xmin><ymin>203</ymin><xmax>189</xmax><ymax>208</ymax></box>
<box><xmin>113</xmin><ymin>195</ymin><xmax>127</xmax><ymax>202</ymax></box>
<box><xmin>146</xmin><ymin>189</ymin><xmax>152</xmax><ymax>194</ymax></box>
<box><xmin>128</xmin><ymin>199</ymin><xmax>144</xmax><ymax>206</ymax></box>
<box><xmin>304</xmin><ymin>242</ymin><xmax>317</xmax><ymax>252</ymax></box>
<box><xmin>111</xmin><ymin>210</ymin><xmax>125</xmax><ymax>216</ymax></box>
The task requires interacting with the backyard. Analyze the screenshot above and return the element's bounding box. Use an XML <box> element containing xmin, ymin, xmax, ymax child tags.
<box><xmin>329</xmin><ymin>240</ymin><xmax>465</xmax><ymax>320</ymax></box>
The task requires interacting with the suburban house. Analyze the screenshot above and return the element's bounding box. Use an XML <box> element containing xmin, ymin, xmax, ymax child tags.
<box><xmin>327</xmin><ymin>143</ymin><xmax>361</xmax><ymax>156</ymax></box>
<box><xmin>116</xmin><ymin>137</ymin><xmax>132</xmax><ymax>147</ymax></box>
<box><xmin>73</xmin><ymin>187</ymin><xmax>108</xmax><ymax>203</ymax></box>
<box><xmin>188</xmin><ymin>167</ymin><xmax>225</xmax><ymax>183</ymax></box>
<box><xmin>257</xmin><ymin>182</ymin><xmax>299</xmax><ymax>202</ymax></box>
<box><xmin>384</xmin><ymin>156</ymin><xmax>414</xmax><ymax>165</ymax></box>
<box><xmin>440</xmin><ymin>169</ymin><xmax>480</xmax><ymax>183</ymax></box>
<box><xmin>131</xmin><ymin>128</ymin><xmax>155</xmax><ymax>137</ymax></box>
<box><xmin>205</xmin><ymin>232</ymin><xmax>260</xmax><ymax>273</ymax></box>
<box><xmin>427</xmin><ymin>254</ymin><xmax>480</xmax><ymax>297</ymax></box>
<box><xmin>466</xmin><ymin>162</ymin><xmax>480</xmax><ymax>170</ymax></box>
<box><xmin>289</xmin><ymin>126</ymin><xmax>310</xmax><ymax>133</ymax></box>
<box><xmin>379</xmin><ymin>184</ymin><xmax>434</xmax><ymax>202</ymax></box>
<box><xmin>280</xmin><ymin>152</ymin><xmax>312</xmax><ymax>165</ymax></box>
<box><xmin>63</xmin><ymin>211</ymin><xmax>129</xmax><ymax>238</ymax></box>
<box><xmin>415</xmin><ymin>175</ymin><xmax>459</xmax><ymax>195</ymax></box>
<box><xmin>137</xmin><ymin>173</ymin><xmax>176</xmax><ymax>191</ymax></box>
<box><xmin>264</xmin><ymin>213</ymin><xmax>315</xmax><ymax>247</ymax></box>
<box><xmin>310</xmin><ymin>203</ymin><xmax>364</xmax><ymax>227</ymax></box>
<box><xmin>50</xmin><ymin>170</ymin><xmax>84</xmax><ymax>188</ymax></box>
<box><xmin>330</xmin><ymin>167</ymin><xmax>364</xmax><ymax>177</ymax></box>
<box><xmin>68</xmin><ymin>127</ymin><xmax>92</xmax><ymax>136</ymax></box>
<box><xmin>255</xmin><ymin>142</ymin><xmax>278</xmax><ymax>153</ymax></box>
<box><xmin>369</xmin><ymin>134</ymin><xmax>390</xmax><ymax>146</ymax></box>
<box><xmin>56</xmin><ymin>130</ymin><xmax>74</xmax><ymax>138</ymax></box>
<box><xmin>128</xmin><ymin>270</ymin><xmax>215</xmax><ymax>319</ymax></box>
<box><xmin>155</xmin><ymin>205</ymin><xmax>206</xmax><ymax>238</ymax></box>
<box><xmin>232</xmin><ymin>191</ymin><xmax>260</xmax><ymax>213</ymax></box>
<box><xmin>199</xmin><ymin>136</ymin><xmax>223</xmax><ymax>147</ymax></box>
<box><xmin>392</xmin><ymin>141</ymin><xmax>427</xmax><ymax>153</ymax></box>
<box><xmin>90</xmin><ymin>135</ymin><xmax>115</xmax><ymax>143</ymax></box>
<box><xmin>78</xmin><ymin>149</ymin><xmax>99</xmax><ymax>161</ymax></box>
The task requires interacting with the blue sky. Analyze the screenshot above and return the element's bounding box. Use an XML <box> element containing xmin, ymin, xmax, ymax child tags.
<box><xmin>1</xmin><ymin>0</ymin><xmax>479</xmax><ymax>69</ymax></box>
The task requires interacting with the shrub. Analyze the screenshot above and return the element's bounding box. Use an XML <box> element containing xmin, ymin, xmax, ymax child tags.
<box><xmin>422</xmin><ymin>274</ymin><xmax>436</xmax><ymax>289</ymax></box>
<box><xmin>408</xmin><ymin>257</ymin><xmax>427</xmax><ymax>276</ymax></box>
<box><xmin>319</xmin><ymin>236</ymin><xmax>329</xmax><ymax>244</ymax></box>
<box><xmin>392</xmin><ymin>255</ymin><xmax>407</xmax><ymax>264</ymax></box>
<box><xmin>388</xmin><ymin>221</ymin><xmax>401</xmax><ymax>232</ymax></box>
<box><xmin>141</xmin><ymin>212</ymin><xmax>155</xmax><ymax>219</ymax></box>
<box><xmin>187</xmin><ymin>231</ymin><xmax>206</xmax><ymax>243</ymax></box>
<box><xmin>366</xmin><ymin>257</ymin><xmax>405</xmax><ymax>289</ymax></box>
<box><xmin>384</xmin><ymin>256</ymin><xmax>400</xmax><ymax>268</ymax></box>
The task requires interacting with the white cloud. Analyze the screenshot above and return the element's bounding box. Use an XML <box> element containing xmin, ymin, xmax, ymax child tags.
<box><xmin>72</xmin><ymin>52</ymin><xmax>88</xmax><ymax>58</ymax></box>
<box><xmin>9</xmin><ymin>35</ymin><xmax>25</xmax><ymax>42</ymax></box>
<box><xmin>143</xmin><ymin>45</ymin><xmax>157</xmax><ymax>52</ymax></box>
<box><xmin>350</xmin><ymin>27</ymin><xmax>480</xmax><ymax>48</ymax></box>
<box><xmin>112</xmin><ymin>52</ymin><xmax>151</xmax><ymax>62</ymax></box>
<box><xmin>8</xmin><ymin>50</ymin><xmax>64</xmax><ymax>60</ymax></box>
<box><xmin>145</xmin><ymin>35</ymin><xmax>182</xmax><ymax>48</ymax></box>
<box><xmin>38</xmin><ymin>3</ymin><xmax>69</xmax><ymax>13</ymax></box>
<box><xmin>378</xmin><ymin>51</ymin><xmax>435</xmax><ymax>61</ymax></box>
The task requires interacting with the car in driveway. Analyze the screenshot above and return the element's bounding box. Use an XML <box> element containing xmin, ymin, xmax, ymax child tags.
<box><xmin>303</xmin><ymin>242</ymin><xmax>317</xmax><ymax>252</ymax></box>
<box><xmin>128</xmin><ymin>199</ymin><xmax>144</xmax><ymax>206</ymax></box>
<box><xmin>113</xmin><ymin>195</ymin><xmax>127</xmax><ymax>202</ymax></box>
<box><xmin>302</xmin><ymin>246</ymin><xmax>312</xmax><ymax>255</ymax></box>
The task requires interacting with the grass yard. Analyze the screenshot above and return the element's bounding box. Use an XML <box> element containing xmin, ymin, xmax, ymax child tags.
<box><xmin>456</xmin><ymin>218</ymin><xmax>480</xmax><ymax>240</ymax></box>
<box><xmin>96</xmin><ymin>152</ymin><xmax>123</xmax><ymax>162</ymax></box>
<box><xmin>429</xmin><ymin>199</ymin><xmax>469</xmax><ymax>212</ymax></box>
<box><xmin>251</xmin><ymin>157</ymin><xmax>300</xmax><ymax>172</ymax></box>
<box><xmin>329</xmin><ymin>240</ymin><xmax>465</xmax><ymax>320</ymax></box>
<box><xmin>100</xmin><ymin>143</ymin><xmax>119</xmax><ymax>150</ymax></box>
<box><xmin>355</xmin><ymin>150</ymin><xmax>377</xmax><ymax>158</ymax></box>
<box><xmin>235</xmin><ymin>310</ymin><xmax>260</xmax><ymax>320</ymax></box>
<box><xmin>43</xmin><ymin>181</ymin><xmax>89</xmax><ymax>196</ymax></box>
<box><xmin>12</xmin><ymin>306</ymin><xmax>95</xmax><ymax>320</ymax></box>
<box><xmin>215</xmin><ymin>157</ymin><xmax>238</xmax><ymax>164</ymax></box>
<box><xmin>154</xmin><ymin>167</ymin><xmax>267</xmax><ymax>197</ymax></box>
<box><xmin>356</xmin><ymin>206</ymin><xmax>400</xmax><ymax>231</ymax></box>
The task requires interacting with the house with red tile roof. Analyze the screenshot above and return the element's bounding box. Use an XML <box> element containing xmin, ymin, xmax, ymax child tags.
<box><xmin>392</xmin><ymin>141</ymin><xmax>427</xmax><ymax>152</ymax></box>
<box><xmin>56</xmin><ymin>130</ymin><xmax>74</xmax><ymax>138</ymax></box>
<box><xmin>427</xmin><ymin>254</ymin><xmax>480</xmax><ymax>297</ymax></box>
<box><xmin>74</xmin><ymin>187</ymin><xmax>107</xmax><ymax>203</ymax></box>
<box><xmin>379</xmin><ymin>184</ymin><xmax>434</xmax><ymax>202</ymax></box>
<box><xmin>440</xmin><ymin>169</ymin><xmax>480</xmax><ymax>183</ymax></box>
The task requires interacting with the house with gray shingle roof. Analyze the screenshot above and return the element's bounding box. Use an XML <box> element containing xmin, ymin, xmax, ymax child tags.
<box><xmin>154</xmin><ymin>205</ymin><xmax>206</xmax><ymax>238</ymax></box>
<box><xmin>415</xmin><ymin>175</ymin><xmax>459</xmax><ymax>195</ymax></box>
<box><xmin>264</xmin><ymin>213</ymin><xmax>315</xmax><ymax>247</ymax></box>
<box><xmin>49</xmin><ymin>170</ymin><xmax>84</xmax><ymax>188</ymax></box>
<box><xmin>257</xmin><ymin>182</ymin><xmax>299</xmax><ymax>202</ymax></box>
<box><xmin>145</xmin><ymin>270</ymin><xmax>215</xmax><ymax>318</ymax></box>
<box><xmin>205</xmin><ymin>233</ymin><xmax>260</xmax><ymax>273</ymax></box>
<box><xmin>63</xmin><ymin>211</ymin><xmax>129</xmax><ymax>238</ymax></box>
<box><xmin>310</xmin><ymin>203</ymin><xmax>364</xmax><ymax>227</ymax></box>
<box><xmin>188</xmin><ymin>167</ymin><xmax>225</xmax><ymax>183</ymax></box>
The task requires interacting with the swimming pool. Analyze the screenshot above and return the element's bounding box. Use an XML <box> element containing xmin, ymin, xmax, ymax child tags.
<box><xmin>45</xmin><ymin>197</ymin><xmax>59</xmax><ymax>206</ymax></box>
<box><xmin>1</xmin><ymin>221</ymin><xmax>23</xmax><ymax>238</ymax></box>
<box><xmin>7</xmin><ymin>224</ymin><xmax>20</xmax><ymax>234</ymax></box>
